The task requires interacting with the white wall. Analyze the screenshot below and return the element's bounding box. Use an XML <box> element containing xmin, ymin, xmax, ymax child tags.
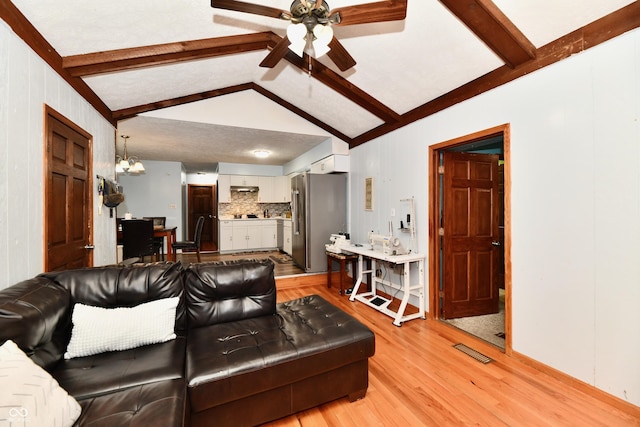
<box><xmin>0</xmin><ymin>20</ymin><xmax>116</xmax><ymax>290</ymax></box>
<box><xmin>349</xmin><ymin>29</ymin><xmax>640</xmax><ymax>406</ymax></box>
<box><xmin>116</xmin><ymin>160</ymin><xmax>184</xmax><ymax>239</ymax></box>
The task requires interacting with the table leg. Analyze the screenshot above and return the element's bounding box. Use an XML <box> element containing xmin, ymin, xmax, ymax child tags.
<box><xmin>339</xmin><ymin>258</ymin><xmax>346</xmax><ymax>295</ymax></box>
<box><xmin>349</xmin><ymin>255</ymin><xmax>364</xmax><ymax>302</ymax></box>
<box><xmin>168</xmin><ymin>230</ymin><xmax>176</xmax><ymax>262</ymax></box>
<box><xmin>327</xmin><ymin>255</ymin><xmax>332</xmax><ymax>289</ymax></box>
<box><xmin>394</xmin><ymin>261</ymin><xmax>412</xmax><ymax>326</ymax></box>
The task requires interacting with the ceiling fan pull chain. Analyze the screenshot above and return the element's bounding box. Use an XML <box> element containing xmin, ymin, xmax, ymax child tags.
<box><xmin>307</xmin><ymin>55</ymin><xmax>312</xmax><ymax>77</ymax></box>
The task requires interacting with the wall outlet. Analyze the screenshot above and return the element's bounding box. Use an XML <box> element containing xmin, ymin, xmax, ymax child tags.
<box><xmin>168</xmin><ymin>204</ymin><xmax>177</xmax><ymax>209</ymax></box>
<box><xmin>390</xmin><ymin>208</ymin><xmax>395</xmax><ymax>216</ymax></box>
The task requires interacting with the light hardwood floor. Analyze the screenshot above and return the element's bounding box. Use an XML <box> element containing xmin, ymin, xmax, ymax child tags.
<box><xmin>268</xmin><ymin>278</ymin><xmax>640</xmax><ymax>427</ymax></box>
<box><xmin>175</xmin><ymin>252</ymin><xmax>639</xmax><ymax>425</ymax></box>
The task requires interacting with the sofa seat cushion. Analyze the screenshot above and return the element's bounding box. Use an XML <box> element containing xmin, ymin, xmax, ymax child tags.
<box><xmin>187</xmin><ymin>295</ymin><xmax>374</xmax><ymax>413</ymax></box>
<box><xmin>75</xmin><ymin>378</ymin><xmax>185</xmax><ymax>427</ymax></box>
<box><xmin>52</xmin><ymin>337</ymin><xmax>186</xmax><ymax>401</ymax></box>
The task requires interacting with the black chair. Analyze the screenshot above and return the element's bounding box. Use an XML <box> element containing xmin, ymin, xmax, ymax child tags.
<box><xmin>144</xmin><ymin>216</ymin><xmax>166</xmax><ymax>261</ymax></box>
<box><xmin>172</xmin><ymin>216</ymin><xmax>205</xmax><ymax>262</ymax></box>
<box><xmin>122</xmin><ymin>219</ymin><xmax>160</xmax><ymax>262</ymax></box>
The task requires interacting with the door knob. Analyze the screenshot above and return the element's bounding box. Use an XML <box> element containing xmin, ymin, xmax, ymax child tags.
<box><xmin>84</xmin><ymin>245</ymin><xmax>95</xmax><ymax>250</ymax></box>
<box><xmin>491</xmin><ymin>241</ymin><xmax>501</xmax><ymax>246</ymax></box>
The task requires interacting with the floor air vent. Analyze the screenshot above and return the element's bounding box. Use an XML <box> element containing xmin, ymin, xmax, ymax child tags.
<box><xmin>453</xmin><ymin>343</ymin><xmax>493</xmax><ymax>364</ymax></box>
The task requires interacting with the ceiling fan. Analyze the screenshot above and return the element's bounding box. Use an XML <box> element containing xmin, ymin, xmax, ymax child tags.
<box><xmin>210</xmin><ymin>0</ymin><xmax>407</xmax><ymax>72</ymax></box>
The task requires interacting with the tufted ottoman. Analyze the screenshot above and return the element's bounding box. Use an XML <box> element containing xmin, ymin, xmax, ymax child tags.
<box><xmin>186</xmin><ymin>294</ymin><xmax>375</xmax><ymax>427</ymax></box>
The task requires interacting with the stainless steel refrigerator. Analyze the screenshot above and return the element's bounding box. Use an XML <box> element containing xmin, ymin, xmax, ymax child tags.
<box><xmin>291</xmin><ymin>173</ymin><xmax>347</xmax><ymax>273</ymax></box>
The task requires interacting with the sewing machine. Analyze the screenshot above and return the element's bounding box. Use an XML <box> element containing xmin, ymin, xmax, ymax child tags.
<box><xmin>325</xmin><ymin>233</ymin><xmax>352</xmax><ymax>254</ymax></box>
<box><xmin>369</xmin><ymin>233</ymin><xmax>409</xmax><ymax>256</ymax></box>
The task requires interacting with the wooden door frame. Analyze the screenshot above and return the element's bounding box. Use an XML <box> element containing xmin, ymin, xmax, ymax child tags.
<box><xmin>43</xmin><ymin>105</ymin><xmax>94</xmax><ymax>270</ymax></box>
<box><xmin>428</xmin><ymin>123</ymin><xmax>512</xmax><ymax>354</ymax></box>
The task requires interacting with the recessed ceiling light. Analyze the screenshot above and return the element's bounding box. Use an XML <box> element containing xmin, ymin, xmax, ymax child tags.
<box><xmin>254</xmin><ymin>150</ymin><xmax>270</xmax><ymax>158</ymax></box>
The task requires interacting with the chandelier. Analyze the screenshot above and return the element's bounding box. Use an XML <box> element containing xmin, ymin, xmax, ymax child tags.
<box><xmin>115</xmin><ymin>135</ymin><xmax>145</xmax><ymax>174</ymax></box>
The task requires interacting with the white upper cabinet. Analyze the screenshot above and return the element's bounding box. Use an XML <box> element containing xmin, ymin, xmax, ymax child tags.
<box><xmin>274</xmin><ymin>175</ymin><xmax>291</xmax><ymax>202</ymax></box>
<box><xmin>229</xmin><ymin>175</ymin><xmax>259</xmax><ymax>186</ymax></box>
<box><xmin>257</xmin><ymin>176</ymin><xmax>275</xmax><ymax>202</ymax></box>
<box><xmin>310</xmin><ymin>155</ymin><xmax>349</xmax><ymax>174</ymax></box>
<box><xmin>218</xmin><ymin>175</ymin><xmax>231</xmax><ymax>202</ymax></box>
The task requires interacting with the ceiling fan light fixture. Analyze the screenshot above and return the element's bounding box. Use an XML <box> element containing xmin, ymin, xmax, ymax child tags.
<box><xmin>287</xmin><ymin>22</ymin><xmax>307</xmax><ymax>57</ymax></box>
<box><xmin>312</xmin><ymin>24</ymin><xmax>333</xmax><ymax>57</ymax></box>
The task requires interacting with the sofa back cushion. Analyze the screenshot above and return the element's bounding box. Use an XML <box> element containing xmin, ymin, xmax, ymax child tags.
<box><xmin>185</xmin><ymin>259</ymin><xmax>276</xmax><ymax>328</ymax></box>
<box><xmin>0</xmin><ymin>277</ymin><xmax>71</xmax><ymax>370</ymax></box>
<box><xmin>41</xmin><ymin>262</ymin><xmax>186</xmax><ymax>333</ymax></box>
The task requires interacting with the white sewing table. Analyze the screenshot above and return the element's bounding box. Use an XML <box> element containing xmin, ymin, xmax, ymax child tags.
<box><xmin>346</xmin><ymin>245</ymin><xmax>426</xmax><ymax>326</ymax></box>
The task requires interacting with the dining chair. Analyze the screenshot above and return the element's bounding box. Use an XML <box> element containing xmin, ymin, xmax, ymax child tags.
<box><xmin>172</xmin><ymin>216</ymin><xmax>205</xmax><ymax>262</ymax></box>
<box><xmin>144</xmin><ymin>216</ymin><xmax>166</xmax><ymax>261</ymax></box>
<box><xmin>121</xmin><ymin>219</ymin><xmax>160</xmax><ymax>262</ymax></box>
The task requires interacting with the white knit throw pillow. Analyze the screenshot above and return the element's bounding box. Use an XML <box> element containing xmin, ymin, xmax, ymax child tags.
<box><xmin>64</xmin><ymin>297</ymin><xmax>178</xmax><ymax>359</ymax></box>
<box><xmin>0</xmin><ymin>340</ymin><xmax>81</xmax><ymax>426</ymax></box>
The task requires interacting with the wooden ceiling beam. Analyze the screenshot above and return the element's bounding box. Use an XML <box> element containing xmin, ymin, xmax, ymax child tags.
<box><xmin>63</xmin><ymin>33</ymin><xmax>273</xmax><ymax>77</ymax></box>
<box><xmin>0</xmin><ymin>1</ymin><xmax>114</xmax><ymax>125</ymax></box>
<box><xmin>112</xmin><ymin>83</ymin><xmax>254</xmax><ymax>121</ymax></box>
<box><xmin>281</xmin><ymin>50</ymin><xmax>401</xmax><ymax>124</ymax></box>
<box><xmin>252</xmin><ymin>84</ymin><xmax>353</xmax><ymax>144</ymax></box>
<box><xmin>439</xmin><ymin>0</ymin><xmax>536</xmax><ymax>68</ymax></box>
<box><xmin>351</xmin><ymin>1</ymin><xmax>640</xmax><ymax>147</ymax></box>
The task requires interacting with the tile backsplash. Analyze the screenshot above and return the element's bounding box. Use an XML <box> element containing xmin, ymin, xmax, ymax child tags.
<box><xmin>219</xmin><ymin>191</ymin><xmax>290</xmax><ymax>218</ymax></box>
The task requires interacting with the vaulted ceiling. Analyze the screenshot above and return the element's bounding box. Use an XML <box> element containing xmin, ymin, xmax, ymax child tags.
<box><xmin>2</xmin><ymin>1</ymin><xmax>638</xmax><ymax>170</ymax></box>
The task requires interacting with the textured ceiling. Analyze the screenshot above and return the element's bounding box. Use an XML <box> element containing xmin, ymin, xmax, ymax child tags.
<box><xmin>7</xmin><ymin>0</ymin><xmax>636</xmax><ymax>171</ymax></box>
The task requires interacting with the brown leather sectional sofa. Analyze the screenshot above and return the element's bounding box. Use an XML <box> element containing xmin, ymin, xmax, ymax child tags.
<box><xmin>0</xmin><ymin>259</ymin><xmax>375</xmax><ymax>426</ymax></box>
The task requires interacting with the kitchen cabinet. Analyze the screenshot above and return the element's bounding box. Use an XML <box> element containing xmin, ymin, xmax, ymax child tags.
<box><xmin>257</xmin><ymin>176</ymin><xmax>275</xmax><ymax>202</ymax></box>
<box><xmin>218</xmin><ymin>175</ymin><xmax>231</xmax><ymax>203</ymax></box>
<box><xmin>229</xmin><ymin>175</ymin><xmax>259</xmax><ymax>186</ymax></box>
<box><xmin>219</xmin><ymin>219</ymin><xmax>281</xmax><ymax>253</ymax></box>
<box><xmin>310</xmin><ymin>155</ymin><xmax>349</xmax><ymax>174</ymax></box>
<box><xmin>274</xmin><ymin>175</ymin><xmax>291</xmax><ymax>202</ymax></box>
<box><xmin>232</xmin><ymin>221</ymin><xmax>261</xmax><ymax>250</ymax></box>
<box><xmin>260</xmin><ymin>220</ymin><xmax>277</xmax><ymax>248</ymax></box>
<box><xmin>283</xmin><ymin>220</ymin><xmax>292</xmax><ymax>255</ymax></box>
<box><xmin>219</xmin><ymin>220</ymin><xmax>233</xmax><ymax>251</ymax></box>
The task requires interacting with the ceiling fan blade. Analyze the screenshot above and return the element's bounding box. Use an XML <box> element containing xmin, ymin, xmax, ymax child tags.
<box><xmin>327</xmin><ymin>38</ymin><xmax>356</xmax><ymax>72</ymax></box>
<box><xmin>330</xmin><ymin>0</ymin><xmax>407</xmax><ymax>26</ymax></box>
<box><xmin>259</xmin><ymin>36</ymin><xmax>292</xmax><ymax>68</ymax></box>
<box><xmin>211</xmin><ymin>0</ymin><xmax>289</xmax><ymax>20</ymax></box>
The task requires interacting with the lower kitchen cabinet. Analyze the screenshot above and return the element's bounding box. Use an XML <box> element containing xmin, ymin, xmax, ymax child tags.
<box><xmin>219</xmin><ymin>221</ymin><xmax>233</xmax><ymax>252</ymax></box>
<box><xmin>283</xmin><ymin>221</ymin><xmax>292</xmax><ymax>255</ymax></box>
<box><xmin>219</xmin><ymin>219</ymin><xmax>278</xmax><ymax>253</ymax></box>
<box><xmin>232</xmin><ymin>222</ymin><xmax>261</xmax><ymax>251</ymax></box>
<box><xmin>260</xmin><ymin>220</ymin><xmax>277</xmax><ymax>249</ymax></box>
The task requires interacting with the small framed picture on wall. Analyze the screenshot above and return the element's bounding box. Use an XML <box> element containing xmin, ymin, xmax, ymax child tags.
<box><xmin>365</xmin><ymin>177</ymin><xmax>374</xmax><ymax>211</ymax></box>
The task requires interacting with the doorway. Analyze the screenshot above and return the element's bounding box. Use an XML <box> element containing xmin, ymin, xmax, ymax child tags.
<box><xmin>44</xmin><ymin>106</ymin><xmax>93</xmax><ymax>271</ymax></box>
<box><xmin>187</xmin><ymin>184</ymin><xmax>217</xmax><ymax>252</ymax></box>
<box><xmin>429</xmin><ymin>124</ymin><xmax>511</xmax><ymax>351</ymax></box>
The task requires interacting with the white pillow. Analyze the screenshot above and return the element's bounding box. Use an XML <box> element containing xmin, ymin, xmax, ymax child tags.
<box><xmin>64</xmin><ymin>297</ymin><xmax>179</xmax><ymax>359</ymax></box>
<box><xmin>0</xmin><ymin>340</ymin><xmax>81</xmax><ymax>427</ymax></box>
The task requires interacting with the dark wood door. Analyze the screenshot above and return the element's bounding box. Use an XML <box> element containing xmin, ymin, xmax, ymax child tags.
<box><xmin>442</xmin><ymin>152</ymin><xmax>500</xmax><ymax>319</ymax></box>
<box><xmin>188</xmin><ymin>185</ymin><xmax>217</xmax><ymax>252</ymax></box>
<box><xmin>45</xmin><ymin>111</ymin><xmax>92</xmax><ymax>271</ymax></box>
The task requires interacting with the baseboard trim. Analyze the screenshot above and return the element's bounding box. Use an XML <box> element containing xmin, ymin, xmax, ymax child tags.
<box><xmin>512</xmin><ymin>351</ymin><xmax>640</xmax><ymax>418</ymax></box>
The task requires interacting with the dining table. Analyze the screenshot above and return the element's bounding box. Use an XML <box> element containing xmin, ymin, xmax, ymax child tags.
<box><xmin>154</xmin><ymin>226</ymin><xmax>177</xmax><ymax>261</ymax></box>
